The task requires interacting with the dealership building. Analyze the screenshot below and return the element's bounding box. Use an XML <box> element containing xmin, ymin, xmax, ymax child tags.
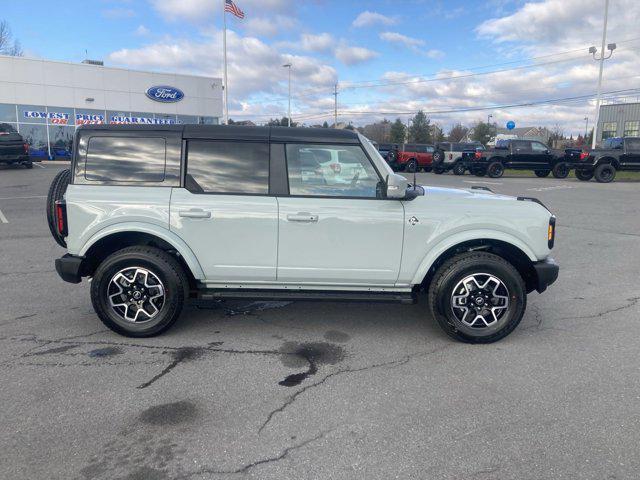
<box><xmin>0</xmin><ymin>54</ymin><xmax>223</xmax><ymax>159</ymax></box>
<box><xmin>597</xmin><ymin>101</ymin><xmax>640</xmax><ymax>143</ymax></box>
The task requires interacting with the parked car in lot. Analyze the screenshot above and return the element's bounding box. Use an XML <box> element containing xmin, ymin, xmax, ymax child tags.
<box><xmin>387</xmin><ymin>143</ymin><xmax>435</xmax><ymax>172</ymax></box>
<box><xmin>49</xmin><ymin>125</ymin><xmax>558</xmax><ymax>343</ymax></box>
<box><xmin>573</xmin><ymin>137</ymin><xmax>640</xmax><ymax>182</ymax></box>
<box><xmin>468</xmin><ymin>139</ymin><xmax>572</xmax><ymax>179</ymax></box>
<box><xmin>377</xmin><ymin>143</ymin><xmax>398</xmax><ymax>161</ymax></box>
<box><xmin>432</xmin><ymin>141</ymin><xmax>485</xmax><ymax>175</ymax></box>
<box><xmin>0</xmin><ymin>123</ymin><xmax>32</xmax><ymax>168</ymax></box>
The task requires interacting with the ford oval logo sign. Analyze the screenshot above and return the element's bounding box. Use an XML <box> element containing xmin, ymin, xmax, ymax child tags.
<box><xmin>146</xmin><ymin>86</ymin><xmax>184</xmax><ymax>103</ymax></box>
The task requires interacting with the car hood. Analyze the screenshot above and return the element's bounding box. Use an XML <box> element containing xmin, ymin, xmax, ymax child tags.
<box><xmin>421</xmin><ymin>185</ymin><xmax>515</xmax><ymax>201</ymax></box>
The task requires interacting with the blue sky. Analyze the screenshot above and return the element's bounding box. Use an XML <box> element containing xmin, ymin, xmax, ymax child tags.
<box><xmin>2</xmin><ymin>0</ymin><xmax>639</xmax><ymax>133</ymax></box>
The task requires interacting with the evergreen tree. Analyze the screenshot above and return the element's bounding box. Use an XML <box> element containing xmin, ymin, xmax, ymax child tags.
<box><xmin>389</xmin><ymin>118</ymin><xmax>406</xmax><ymax>144</ymax></box>
<box><xmin>408</xmin><ymin>111</ymin><xmax>431</xmax><ymax>143</ymax></box>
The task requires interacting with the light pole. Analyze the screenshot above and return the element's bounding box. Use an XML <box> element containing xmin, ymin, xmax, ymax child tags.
<box><xmin>282</xmin><ymin>63</ymin><xmax>292</xmax><ymax>127</ymax></box>
<box><xmin>487</xmin><ymin>114</ymin><xmax>493</xmax><ymax>126</ymax></box>
<box><xmin>589</xmin><ymin>0</ymin><xmax>616</xmax><ymax>148</ymax></box>
<box><xmin>584</xmin><ymin>116</ymin><xmax>589</xmax><ymax>139</ymax></box>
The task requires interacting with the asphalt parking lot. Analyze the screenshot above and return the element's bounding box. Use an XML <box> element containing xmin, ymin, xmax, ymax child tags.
<box><xmin>1</xmin><ymin>163</ymin><xmax>639</xmax><ymax>480</ymax></box>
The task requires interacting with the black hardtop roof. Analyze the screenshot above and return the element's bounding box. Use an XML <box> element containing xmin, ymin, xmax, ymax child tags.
<box><xmin>77</xmin><ymin>124</ymin><xmax>361</xmax><ymax>144</ymax></box>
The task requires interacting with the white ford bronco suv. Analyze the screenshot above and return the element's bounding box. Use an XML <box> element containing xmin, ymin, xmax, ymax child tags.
<box><xmin>48</xmin><ymin>125</ymin><xmax>558</xmax><ymax>343</ymax></box>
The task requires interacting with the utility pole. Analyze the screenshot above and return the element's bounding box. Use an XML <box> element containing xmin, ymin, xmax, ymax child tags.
<box><xmin>590</xmin><ymin>0</ymin><xmax>616</xmax><ymax>149</ymax></box>
<box><xmin>333</xmin><ymin>83</ymin><xmax>338</xmax><ymax>128</ymax></box>
<box><xmin>282</xmin><ymin>63</ymin><xmax>292</xmax><ymax>127</ymax></box>
<box><xmin>584</xmin><ymin>116</ymin><xmax>589</xmax><ymax>139</ymax></box>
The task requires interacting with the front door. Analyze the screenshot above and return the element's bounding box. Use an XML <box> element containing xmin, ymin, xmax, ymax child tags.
<box><xmin>277</xmin><ymin>143</ymin><xmax>405</xmax><ymax>285</ymax></box>
<box><xmin>530</xmin><ymin>141</ymin><xmax>553</xmax><ymax>170</ymax></box>
<box><xmin>170</xmin><ymin>139</ymin><xmax>278</xmax><ymax>282</ymax></box>
<box><xmin>622</xmin><ymin>138</ymin><xmax>640</xmax><ymax>171</ymax></box>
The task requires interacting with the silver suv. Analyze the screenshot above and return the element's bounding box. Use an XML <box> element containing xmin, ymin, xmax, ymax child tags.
<box><xmin>49</xmin><ymin>125</ymin><xmax>559</xmax><ymax>343</ymax></box>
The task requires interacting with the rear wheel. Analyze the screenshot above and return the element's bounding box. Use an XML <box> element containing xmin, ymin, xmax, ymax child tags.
<box><xmin>46</xmin><ymin>169</ymin><xmax>71</xmax><ymax>248</ymax></box>
<box><xmin>24</xmin><ymin>161</ymin><xmax>33</xmax><ymax>169</ymax></box>
<box><xmin>534</xmin><ymin>169</ymin><xmax>551</xmax><ymax>178</ymax></box>
<box><xmin>575</xmin><ymin>170</ymin><xmax>593</xmax><ymax>181</ymax></box>
<box><xmin>90</xmin><ymin>246</ymin><xmax>188</xmax><ymax>337</ymax></box>
<box><xmin>428</xmin><ymin>252</ymin><xmax>526</xmax><ymax>344</ymax></box>
<box><xmin>452</xmin><ymin>162</ymin><xmax>466</xmax><ymax>176</ymax></box>
<box><xmin>487</xmin><ymin>162</ymin><xmax>504</xmax><ymax>178</ymax></box>
<box><xmin>594</xmin><ymin>163</ymin><xmax>616</xmax><ymax>183</ymax></box>
<box><xmin>552</xmin><ymin>162</ymin><xmax>570</xmax><ymax>179</ymax></box>
<box><xmin>433</xmin><ymin>165</ymin><xmax>444</xmax><ymax>174</ymax></box>
<box><xmin>405</xmin><ymin>159</ymin><xmax>418</xmax><ymax>173</ymax></box>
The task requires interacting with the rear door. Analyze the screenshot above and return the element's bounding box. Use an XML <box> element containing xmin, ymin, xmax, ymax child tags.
<box><xmin>169</xmin><ymin>139</ymin><xmax>278</xmax><ymax>282</ymax></box>
<box><xmin>276</xmin><ymin>142</ymin><xmax>404</xmax><ymax>285</ymax></box>
<box><xmin>509</xmin><ymin>140</ymin><xmax>532</xmax><ymax>168</ymax></box>
<box><xmin>623</xmin><ymin>138</ymin><xmax>640</xmax><ymax>170</ymax></box>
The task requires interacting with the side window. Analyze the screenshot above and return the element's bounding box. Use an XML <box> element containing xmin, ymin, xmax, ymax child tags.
<box><xmin>512</xmin><ymin>140</ymin><xmax>530</xmax><ymax>151</ymax></box>
<box><xmin>425</xmin><ymin>146</ymin><xmax>435</xmax><ymax>153</ymax></box>
<box><xmin>625</xmin><ymin>138</ymin><xmax>640</xmax><ymax>151</ymax></box>
<box><xmin>186</xmin><ymin>140</ymin><xmax>269</xmax><ymax>194</ymax></box>
<box><xmin>286</xmin><ymin>144</ymin><xmax>381</xmax><ymax>198</ymax></box>
<box><xmin>531</xmin><ymin>142</ymin><xmax>548</xmax><ymax>152</ymax></box>
<box><xmin>85</xmin><ymin>136</ymin><xmax>166</xmax><ymax>182</ymax></box>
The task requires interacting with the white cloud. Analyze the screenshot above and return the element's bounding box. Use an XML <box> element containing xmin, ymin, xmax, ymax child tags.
<box><xmin>426</xmin><ymin>49</ymin><xmax>445</xmax><ymax>59</ymax></box>
<box><xmin>243</xmin><ymin>15</ymin><xmax>298</xmax><ymax>37</ymax></box>
<box><xmin>334</xmin><ymin>44</ymin><xmax>379</xmax><ymax>65</ymax></box>
<box><xmin>379</xmin><ymin>32</ymin><xmax>425</xmax><ymax>49</ymax></box>
<box><xmin>352</xmin><ymin>11</ymin><xmax>398</xmax><ymax>28</ymax></box>
<box><xmin>300</xmin><ymin>33</ymin><xmax>334</xmax><ymax>52</ymax></box>
<box><xmin>134</xmin><ymin>25</ymin><xmax>150</xmax><ymax>36</ymax></box>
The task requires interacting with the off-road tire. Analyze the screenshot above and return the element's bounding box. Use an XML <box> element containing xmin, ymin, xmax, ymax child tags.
<box><xmin>46</xmin><ymin>168</ymin><xmax>71</xmax><ymax>248</ymax></box>
<box><xmin>405</xmin><ymin>159</ymin><xmax>418</xmax><ymax>173</ymax></box>
<box><xmin>594</xmin><ymin>163</ymin><xmax>616</xmax><ymax>183</ymax></box>
<box><xmin>433</xmin><ymin>165</ymin><xmax>444</xmax><ymax>174</ymax></box>
<box><xmin>90</xmin><ymin>246</ymin><xmax>189</xmax><ymax>337</ymax></box>
<box><xmin>575</xmin><ymin>170</ymin><xmax>593</xmax><ymax>181</ymax></box>
<box><xmin>24</xmin><ymin>161</ymin><xmax>33</xmax><ymax>169</ymax></box>
<box><xmin>487</xmin><ymin>161</ymin><xmax>504</xmax><ymax>178</ymax></box>
<box><xmin>552</xmin><ymin>162</ymin><xmax>570</xmax><ymax>179</ymax></box>
<box><xmin>534</xmin><ymin>170</ymin><xmax>550</xmax><ymax>178</ymax></box>
<box><xmin>452</xmin><ymin>162</ymin><xmax>466</xmax><ymax>175</ymax></box>
<box><xmin>428</xmin><ymin>252</ymin><xmax>526</xmax><ymax>344</ymax></box>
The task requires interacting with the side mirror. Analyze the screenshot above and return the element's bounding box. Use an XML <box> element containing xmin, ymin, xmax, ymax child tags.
<box><xmin>385</xmin><ymin>173</ymin><xmax>409</xmax><ymax>199</ymax></box>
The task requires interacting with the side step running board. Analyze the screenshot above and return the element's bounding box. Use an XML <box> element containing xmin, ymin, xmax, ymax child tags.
<box><xmin>197</xmin><ymin>289</ymin><xmax>417</xmax><ymax>305</ymax></box>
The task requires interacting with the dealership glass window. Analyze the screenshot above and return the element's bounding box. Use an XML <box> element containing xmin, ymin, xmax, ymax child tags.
<box><xmin>85</xmin><ymin>136</ymin><xmax>167</xmax><ymax>182</ymax></box>
<box><xmin>186</xmin><ymin>140</ymin><xmax>269</xmax><ymax>194</ymax></box>
<box><xmin>19</xmin><ymin>124</ymin><xmax>49</xmax><ymax>158</ymax></box>
<box><xmin>155</xmin><ymin>113</ymin><xmax>177</xmax><ymax>124</ymax></box>
<box><xmin>46</xmin><ymin>106</ymin><xmax>74</xmax><ymax>126</ymax></box>
<box><xmin>129</xmin><ymin>112</ymin><xmax>154</xmax><ymax>124</ymax></box>
<box><xmin>624</xmin><ymin>121</ymin><xmax>639</xmax><ymax>137</ymax></box>
<box><xmin>177</xmin><ymin>115</ymin><xmax>198</xmax><ymax>124</ymax></box>
<box><xmin>0</xmin><ymin>103</ymin><xmax>17</xmax><ymax>122</ymax></box>
<box><xmin>198</xmin><ymin>116</ymin><xmax>218</xmax><ymax>125</ymax></box>
<box><xmin>75</xmin><ymin>108</ymin><xmax>106</xmax><ymax>126</ymax></box>
<box><xmin>602</xmin><ymin>122</ymin><xmax>617</xmax><ymax>139</ymax></box>
<box><xmin>49</xmin><ymin>125</ymin><xmax>75</xmax><ymax>159</ymax></box>
<box><xmin>107</xmin><ymin>110</ymin><xmax>131</xmax><ymax>124</ymax></box>
<box><xmin>18</xmin><ymin>104</ymin><xmax>47</xmax><ymax>124</ymax></box>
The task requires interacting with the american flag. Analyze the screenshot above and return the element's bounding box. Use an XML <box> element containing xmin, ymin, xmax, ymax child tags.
<box><xmin>225</xmin><ymin>0</ymin><xmax>245</xmax><ymax>19</ymax></box>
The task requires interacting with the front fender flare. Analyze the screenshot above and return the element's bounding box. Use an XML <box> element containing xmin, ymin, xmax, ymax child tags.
<box><xmin>79</xmin><ymin>222</ymin><xmax>205</xmax><ymax>280</ymax></box>
<box><xmin>410</xmin><ymin>229</ymin><xmax>538</xmax><ymax>285</ymax></box>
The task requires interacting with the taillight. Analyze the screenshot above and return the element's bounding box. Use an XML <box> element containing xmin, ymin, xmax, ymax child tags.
<box><xmin>475</xmin><ymin>152</ymin><xmax>482</xmax><ymax>159</ymax></box>
<box><xmin>330</xmin><ymin>163</ymin><xmax>341</xmax><ymax>173</ymax></box>
<box><xmin>579</xmin><ymin>152</ymin><xmax>589</xmax><ymax>160</ymax></box>
<box><xmin>55</xmin><ymin>200</ymin><xmax>67</xmax><ymax>236</ymax></box>
<box><xmin>448</xmin><ymin>153</ymin><xmax>453</xmax><ymax>160</ymax></box>
<box><xmin>24</xmin><ymin>143</ymin><xmax>29</xmax><ymax>154</ymax></box>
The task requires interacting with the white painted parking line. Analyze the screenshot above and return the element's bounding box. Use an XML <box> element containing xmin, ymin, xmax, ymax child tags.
<box><xmin>0</xmin><ymin>209</ymin><xmax>8</xmax><ymax>224</ymax></box>
<box><xmin>463</xmin><ymin>180</ymin><xmax>503</xmax><ymax>185</ymax></box>
<box><xmin>33</xmin><ymin>163</ymin><xmax>45</xmax><ymax>168</ymax></box>
<box><xmin>527</xmin><ymin>184</ymin><xmax>576</xmax><ymax>192</ymax></box>
<box><xmin>0</xmin><ymin>195</ymin><xmax>46</xmax><ymax>201</ymax></box>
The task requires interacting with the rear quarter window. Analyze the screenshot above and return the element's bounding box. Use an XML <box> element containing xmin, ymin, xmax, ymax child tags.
<box><xmin>84</xmin><ymin>136</ymin><xmax>167</xmax><ymax>182</ymax></box>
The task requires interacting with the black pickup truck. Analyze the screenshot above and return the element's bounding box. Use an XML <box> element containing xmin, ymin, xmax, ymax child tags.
<box><xmin>573</xmin><ymin>137</ymin><xmax>640</xmax><ymax>183</ymax></box>
<box><xmin>463</xmin><ymin>139</ymin><xmax>574</xmax><ymax>179</ymax></box>
<box><xmin>0</xmin><ymin>123</ymin><xmax>32</xmax><ymax>168</ymax></box>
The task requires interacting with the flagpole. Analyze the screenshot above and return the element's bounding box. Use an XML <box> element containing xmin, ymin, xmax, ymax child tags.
<box><xmin>222</xmin><ymin>0</ymin><xmax>229</xmax><ymax>125</ymax></box>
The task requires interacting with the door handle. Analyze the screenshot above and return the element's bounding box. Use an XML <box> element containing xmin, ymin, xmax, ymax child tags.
<box><xmin>287</xmin><ymin>213</ymin><xmax>318</xmax><ymax>223</ymax></box>
<box><xmin>178</xmin><ymin>208</ymin><xmax>211</xmax><ymax>219</ymax></box>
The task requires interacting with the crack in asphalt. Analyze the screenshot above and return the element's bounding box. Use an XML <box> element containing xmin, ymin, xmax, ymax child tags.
<box><xmin>258</xmin><ymin>344</ymin><xmax>452</xmax><ymax>434</ymax></box>
<box><xmin>559</xmin><ymin>296</ymin><xmax>640</xmax><ymax>321</ymax></box>
<box><xmin>175</xmin><ymin>430</ymin><xmax>332</xmax><ymax>478</ymax></box>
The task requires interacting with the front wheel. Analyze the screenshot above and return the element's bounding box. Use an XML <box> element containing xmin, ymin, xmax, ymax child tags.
<box><xmin>575</xmin><ymin>170</ymin><xmax>593</xmax><ymax>181</ymax></box>
<box><xmin>594</xmin><ymin>163</ymin><xmax>616</xmax><ymax>183</ymax></box>
<box><xmin>534</xmin><ymin>169</ymin><xmax>550</xmax><ymax>178</ymax></box>
<box><xmin>487</xmin><ymin>162</ymin><xmax>504</xmax><ymax>178</ymax></box>
<box><xmin>552</xmin><ymin>163</ymin><xmax>570</xmax><ymax>179</ymax></box>
<box><xmin>90</xmin><ymin>246</ymin><xmax>189</xmax><ymax>337</ymax></box>
<box><xmin>452</xmin><ymin>162</ymin><xmax>466</xmax><ymax>175</ymax></box>
<box><xmin>428</xmin><ymin>252</ymin><xmax>526</xmax><ymax>344</ymax></box>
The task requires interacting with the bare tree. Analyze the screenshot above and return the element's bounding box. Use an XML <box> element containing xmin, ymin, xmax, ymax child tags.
<box><xmin>447</xmin><ymin>123</ymin><xmax>469</xmax><ymax>142</ymax></box>
<box><xmin>0</xmin><ymin>20</ymin><xmax>23</xmax><ymax>56</ymax></box>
